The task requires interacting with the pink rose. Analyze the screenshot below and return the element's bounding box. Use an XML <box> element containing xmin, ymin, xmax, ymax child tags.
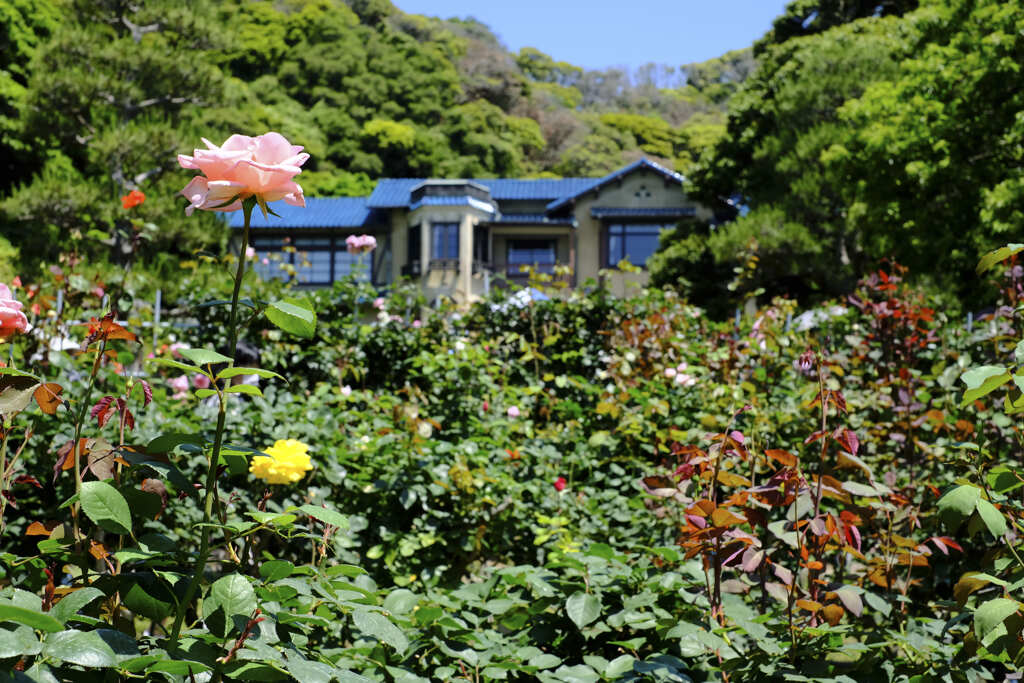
<box><xmin>0</xmin><ymin>284</ymin><xmax>29</xmax><ymax>339</ymax></box>
<box><xmin>373</xmin><ymin>297</ymin><xmax>385</xmax><ymax>310</ymax></box>
<box><xmin>346</xmin><ymin>234</ymin><xmax>377</xmax><ymax>255</ymax></box>
<box><xmin>11</xmin><ymin>277</ymin><xmax>21</xmax><ymax>288</ymax></box>
<box><xmin>192</xmin><ymin>374</ymin><xmax>211</xmax><ymax>390</ymax></box>
<box><xmin>341</xmin><ymin>385</ymin><xmax>352</xmax><ymax>397</ymax></box>
<box><xmin>245</xmin><ymin>246</ymin><xmax>256</xmax><ymax>260</ymax></box>
<box><xmin>168</xmin><ymin>375</ymin><xmax>190</xmax><ymax>399</ymax></box>
<box><xmin>507</xmin><ymin>406</ymin><xmax>520</xmax><ymax>419</ymax></box>
<box><xmin>178</xmin><ymin>132</ymin><xmax>309</xmax><ymax>216</ymax></box>
<box><xmin>412</xmin><ymin>319</ymin><xmax>421</xmax><ymax>328</ymax></box>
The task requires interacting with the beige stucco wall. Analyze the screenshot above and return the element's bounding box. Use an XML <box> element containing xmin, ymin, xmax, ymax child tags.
<box><xmin>571</xmin><ymin>169</ymin><xmax>710</xmax><ymax>284</ymax></box>
<box><xmin>387</xmin><ymin>208</ymin><xmax>409</xmax><ymax>283</ymax></box>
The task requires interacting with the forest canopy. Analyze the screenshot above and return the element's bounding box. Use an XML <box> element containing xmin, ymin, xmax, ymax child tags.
<box><xmin>1</xmin><ymin>0</ymin><xmax>1020</xmax><ymax>311</ymax></box>
<box><xmin>659</xmin><ymin>0</ymin><xmax>1024</xmax><ymax>307</ymax></box>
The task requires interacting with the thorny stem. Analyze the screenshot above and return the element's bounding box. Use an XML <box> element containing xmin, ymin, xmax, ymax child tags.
<box><xmin>168</xmin><ymin>199</ymin><xmax>254</xmax><ymax>650</ymax></box>
<box><xmin>71</xmin><ymin>335</ymin><xmax>109</xmax><ymax>567</ymax></box>
<box><xmin>0</xmin><ymin>422</ymin><xmax>9</xmax><ymax>535</ymax></box>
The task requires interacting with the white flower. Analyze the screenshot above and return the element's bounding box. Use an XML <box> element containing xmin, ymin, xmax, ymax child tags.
<box><xmin>341</xmin><ymin>385</ymin><xmax>352</xmax><ymax>397</ymax></box>
<box><xmin>665</xmin><ymin>367</ymin><xmax>677</xmax><ymax>379</ymax></box>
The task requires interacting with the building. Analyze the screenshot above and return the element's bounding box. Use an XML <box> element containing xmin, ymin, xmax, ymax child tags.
<box><xmin>228</xmin><ymin>158</ymin><xmax>713</xmax><ymax>301</ymax></box>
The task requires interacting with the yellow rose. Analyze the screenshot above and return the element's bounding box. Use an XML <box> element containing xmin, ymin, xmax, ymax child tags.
<box><xmin>250</xmin><ymin>439</ymin><xmax>313</xmax><ymax>484</ymax></box>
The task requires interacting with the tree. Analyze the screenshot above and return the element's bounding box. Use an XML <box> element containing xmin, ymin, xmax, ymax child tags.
<box><xmin>672</xmin><ymin>6</ymin><xmax>916</xmax><ymax>301</ymax></box>
<box><xmin>827</xmin><ymin>0</ymin><xmax>1024</xmax><ymax>297</ymax></box>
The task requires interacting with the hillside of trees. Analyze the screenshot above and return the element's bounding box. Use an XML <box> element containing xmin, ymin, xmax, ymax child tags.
<box><xmin>0</xmin><ymin>0</ymin><xmax>748</xmax><ymax>274</ymax></box>
<box><xmin>651</xmin><ymin>0</ymin><xmax>1024</xmax><ymax>308</ymax></box>
<box><xmin>2</xmin><ymin>0</ymin><xmax>1020</xmax><ymax>312</ymax></box>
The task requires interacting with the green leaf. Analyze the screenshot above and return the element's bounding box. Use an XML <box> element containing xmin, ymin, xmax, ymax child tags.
<box><xmin>975</xmin><ymin>499</ymin><xmax>1008</xmax><ymax>538</ymax></box>
<box><xmin>203</xmin><ymin>574</ymin><xmax>256</xmax><ymax>621</ymax></box>
<box><xmin>267</xmin><ymin>298</ymin><xmax>316</xmax><ymax>338</ymax></box>
<box><xmin>974</xmin><ymin>598</ymin><xmax>1021</xmax><ymax>647</ymax></box>
<box><xmin>987</xmin><ymin>466</ymin><xmax>1024</xmax><ymax>494</ymax></box>
<box><xmin>146</xmin><ymin>433</ymin><xmax>203</xmax><ymax>453</ymax></box>
<box><xmin>604</xmin><ymin>655</ymin><xmax>635</xmax><ymax>677</ymax></box>
<box><xmin>0</xmin><ymin>378</ymin><xmax>39</xmax><ymax>416</ymax></box>
<box><xmin>147</xmin><ymin>660</ymin><xmax>212</xmax><ymax>675</ymax></box>
<box><xmin>352</xmin><ymin>609</ymin><xmax>407</xmax><ymax>652</ymax></box>
<box><xmin>225</xmin><ymin>384</ymin><xmax>262</xmax><ymax>396</ymax></box>
<box><xmin>978</xmin><ymin>244</ymin><xmax>1024</xmax><ymax>273</ymax></box>
<box><xmin>548</xmin><ymin>664</ymin><xmax>600</xmax><ymax>683</ymax></box>
<box><xmin>118</xmin><ymin>655</ymin><xmax>163</xmax><ymax>672</ymax></box>
<box><xmin>150</xmin><ymin>358</ymin><xmax>202</xmax><ymax>374</ymax></box>
<box><xmin>0</xmin><ymin>625</ymin><xmax>41</xmax><ymax>658</ymax></box>
<box><xmin>937</xmin><ymin>485</ymin><xmax>982</xmax><ymax>530</ymax></box>
<box><xmin>565</xmin><ymin>592</ymin><xmax>602</xmax><ymax>629</ymax></box>
<box><xmin>50</xmin><ymin>587</ymin><xmax>104</xmax><ymax>624</ymax></box>
<box><xmin>0</xmin><ymin>605</ymin><xmax>63</xmax><ymax>632</ymax></box>
<box><xmin>841</xmin><ymin>481</ymin><xmax>881</xmax><ymax>498</ymax></box>
<box><xmin>248</xmin><ymin>511</ymin><xmax>297</xmax><ymax>527</ymax></box>
<box><xmin>194</xmin><ymin>388</ymin><xmax>217</xmax><ymax>399</ymax></box>
<box><xmin>80</xmin><ymin>481</ymin><xmax>133</xmax><ymax>535</ymax></box>
<box><xmin>178</xmin><ymin>348</ymin><xmax>232</xmax><ymax>367</ymax></box>
<box><xmin>528</xmin><ymin>653</ymin><xmax>562</xmax><ymax>669</ymax></box>
<box><xmin>122</xmin><ymin>575</ymin><xmax>176</xmax><ymax>621</ymax></box>
<box><xmin>382</xmin><ymin>589</ymin><xmax>418</xmax><ymax>615</ymax></box>
<box><xmin>960</xmin><ymin>365</ymin><xmax>1012</xmax><ymax>406</ymax></box>
<box><xmin>41</xmin><ymin>629</ymin><xmax>135</xmax><ymax>667</ymax></box>
<box><xmin>298</xmin><ymin>504</ymin><xmax>348</xmax><ymax>529</ymax></box>
<box><xmin>285</xmin><ymin>654</ymin><xmax>334</xmax><ymax>683</ymax></box>
<box><xmin>259</xmin><ymin>560</ymin><xmax>295</xmax><ymax>582</ymax></box>
<box><xmin>217</xmin><ymin>367</ymin><xmax>284</xmax><ymax>381</ymax></box>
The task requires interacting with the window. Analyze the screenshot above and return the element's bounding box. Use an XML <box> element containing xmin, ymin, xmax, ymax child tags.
<box><xmin>473</xmin><ymin>224</ymin><xmax>489</xmax><ymax>264</ymax></box>
<box><xmin>605</xmin><ymin>223</ymin><xmax>673</xmax><ymax>267</ymax></box>
<box><xmin>507</xmin><ymin>239</ymin><xmax>556</xmax><ymax>275</ymax></box>
<box><xmin>249</xmin><ymin>234</ymin><xmax>372</xmax><ymax>285</ymax></box>
<box><xmin>432</xmin><ymin>223</ymin><xmax>459</xmax><ymax>260</ymax></box>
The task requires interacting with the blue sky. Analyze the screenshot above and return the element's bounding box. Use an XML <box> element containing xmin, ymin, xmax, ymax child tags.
<box><xmin>392</xmin><ymin>1</ymin><xmax>791</xmax><ymax>71</ymax></box>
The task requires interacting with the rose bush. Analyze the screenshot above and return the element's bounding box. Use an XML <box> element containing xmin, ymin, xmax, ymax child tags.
<box><xmin>1</xmin><ymin>164</ymin><xmax>1022</xmax><ymax>679</ymax></box>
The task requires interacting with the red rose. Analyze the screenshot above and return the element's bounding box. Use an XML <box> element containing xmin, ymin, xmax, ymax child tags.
<box><xmin>121</xmin><ymin>189</ymin><xmax>145</xmax><ymax>209</ymax></box>
<box><xmin>554</xmin><ymin>477</ymin><xmax>567</xmax><ymax>492</ymax></box>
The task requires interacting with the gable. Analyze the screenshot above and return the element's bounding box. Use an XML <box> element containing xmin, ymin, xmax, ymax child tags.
<box><xmin>545</xmin><ymin>159</ymin><xmax>684</xmax><ymax>212</ymax></box>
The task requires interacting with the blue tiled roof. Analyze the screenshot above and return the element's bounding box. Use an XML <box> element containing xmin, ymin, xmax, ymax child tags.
<box><xmin>591</xmin><ymin>207</ymin><xmax>696</xmax><ymax>218</ymax></box>
<box><xmin>367</xmin><ymin>179</ymin><xmax>422</xmax><ymax>208</ymax></box>
<box><xmin>367</xmin><ymin>177</ymin><xmax>596</xmax><ymax>207</ymax></box>
<box><xmin>546</xmin><ymin>159</ymin><xmax>685</xmax><ymax>211</ymax></box>
<box><xmin>490</xmin><ymin>214</ymin><xmax>574</xmax><ymax>225</ymax></box>
<box><xmin>225</xmin><ymin>197</ymin><xmax>373</xmax><ymax>229</ymax></box>
<box><xmin>476</xmin><ymin>178</ymin><xmax>597</xmax><ymax>201</ymax></box>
